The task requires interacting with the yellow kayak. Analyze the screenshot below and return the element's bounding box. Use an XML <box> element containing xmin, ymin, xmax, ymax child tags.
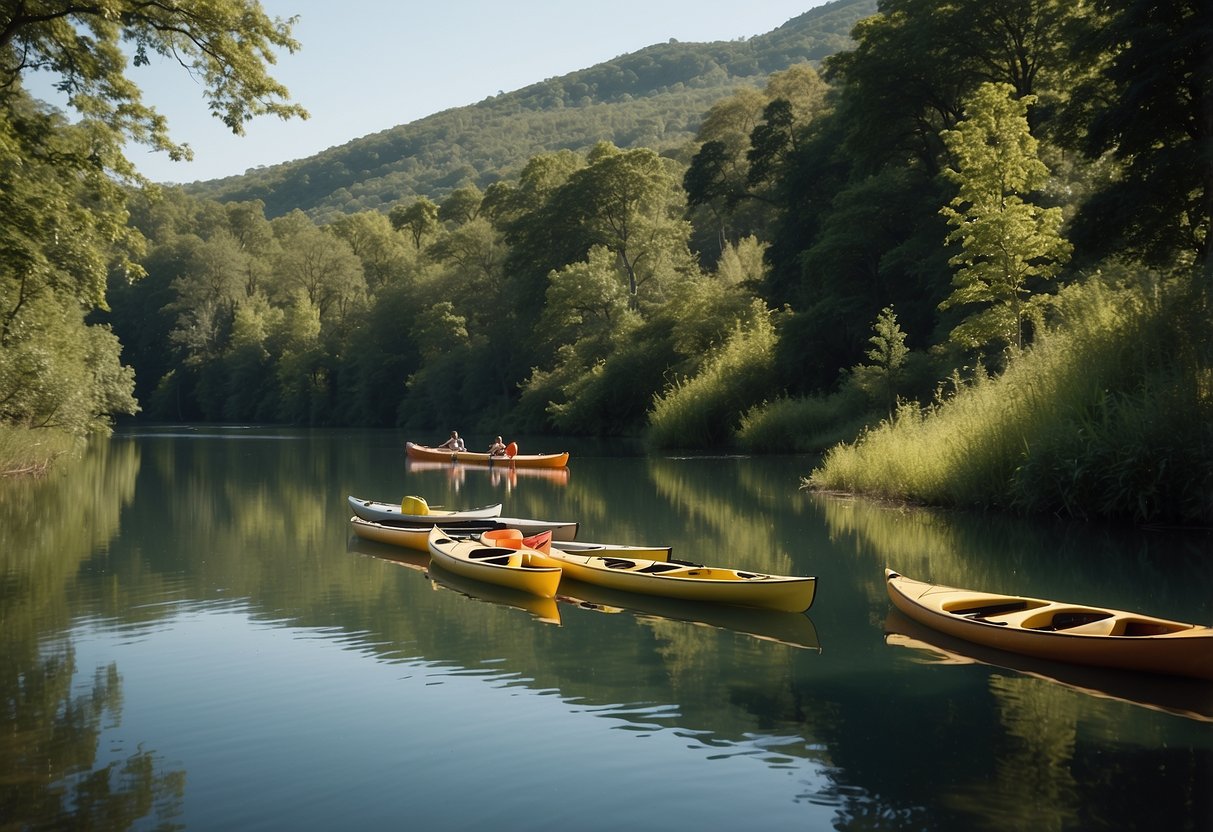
<box><xmin>484</xmin><ymin>529</ymin><xmax>815</xmax><ymax>613</ymax></box>
<box><xmin>886</xmin><ymin>570</ymin><xmax>1213</xmax><ymax>680</ymax></box>
<box><xmin>427</xmin><ymin>527</ymin><xmax>562</xmax><ymax>599</ymax></box>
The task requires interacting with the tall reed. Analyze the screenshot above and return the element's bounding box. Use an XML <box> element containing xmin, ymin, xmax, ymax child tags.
<box><xmin>808</xmin><ymin>274</ymin><xmax>1212</xmax><ymax>523</ymax></box>
<box><xmin>647</xmin><ymin>315</ymin><xmax>777</xmax><ymax>449</ymax></box>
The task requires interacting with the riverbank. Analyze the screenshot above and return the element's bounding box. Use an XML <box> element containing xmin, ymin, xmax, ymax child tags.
<box><xmin>0</xmin><ymin>425</ymin><xmax>76</xmax><ymax>477</ymax></box>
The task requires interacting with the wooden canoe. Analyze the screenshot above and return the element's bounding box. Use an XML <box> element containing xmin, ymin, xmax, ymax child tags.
<box><xmin>406</xmin><ymin>441</ymin><xmax>569</xmax><ymax>469</ymax></box>
<box><xmin>427</xmin><ymin>528</ymin><xmax>562</xmax><ymax>599</ymax></box>
<box><xmin>883</xmin><ymin>608</ymin><xmax>1213</xmax><ymax>723</ymax></box>
<box><xmin>347</xmin><ymin>495</ymin><xmax>502</xmax><ymax>522</ymax></box>
<box><xmin>348</xmin><ymin>515</ymin><xmax>579</xmax><ymax>549</ymax></box>
<box><xmin>885</xmin><ymin>570</ymin><xmax>1213</xmax><ymax>680</ymax></box>
<box><xmin>483</xmin><ymin>531</ymin><xmax>815</xmax><ymax>613</ymax></box>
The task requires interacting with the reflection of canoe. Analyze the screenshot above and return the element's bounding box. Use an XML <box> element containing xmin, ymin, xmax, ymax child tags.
<box><xmin>349</xmin><ymin>515</ymin><xmax>579</xmax><ymax>548</ymax></box>
<box><xmin>427</xmin><ymin>562</ymin><xmax>561</xmax><ymax>625</ymax></box>
<box><xmin>348</xmin><ymin>495</ymin><xmax>501</xmax><ymax>522</ymax></box>
<box><xmin>405</xmin><ymin>457</ymin><xmax>571</xmax><ymax>485</ymax></box>
<box><xmin>488</xmin><ymin>533</ymin><xmax>815</xmax><ymax>612</ymax></box>
<box><xmin>427</xmin><ymin>528</ymin><xmax>562</xmax><ymax>599</ymax></box>
<box><xmin>886</xmin><ymin>570</ymin><xmax>1213</xmax><ymax>680</ymax></box>
<box><xmin>406</xmin><ymin>441</ymin><xmax>569</xmax><ymax>469</ymax></box>
<box><xmin>561</xmin><ymin>579</ymin><xmax>821</xmax><ymax>651</ymax></box>
<box><xmin>883</xmin><ymin>608</ymin><xmax>1213</xmax><ymax>723</ymax></box>
<box><xmin>346</xmin><ymin>537</ymin><xmax>560</xmax><ymax>624</ymax></box>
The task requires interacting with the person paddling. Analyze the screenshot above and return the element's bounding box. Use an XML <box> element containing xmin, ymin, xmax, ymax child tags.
<box><xmin>437</xmin><ymin>430</ymin><xmax>465</xmax><ymax>451</ymax></box>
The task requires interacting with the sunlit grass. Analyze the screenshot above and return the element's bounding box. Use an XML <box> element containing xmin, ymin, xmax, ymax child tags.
<box><xmin>808</xmin><ymin>274</ymin><xmax>1213</xmax><ymax>523</ymax></box>
<box><xmin>736</xmin><ymin>389</ymin><xmax>877</xmax><ymax>453</ymax></box>
<box><xmin>0</xmin><ymin>424</ymin><xmax>78</xmax><ymax>477</ymax></box>
<box><xmin>647</xmin><ymin>315</ymin><xmax>777</xmax><ymax>449</ymax></box>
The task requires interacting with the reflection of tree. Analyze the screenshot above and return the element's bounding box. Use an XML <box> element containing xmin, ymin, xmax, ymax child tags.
<box><xmin>811</xmin><ymin>490</ymin><xmax>1213</xmax><ymax>621</ymax></box>
<box><xmin>946</xmin><ymin>675</ymin><xmax>1080</xmax><ymax>831</ymax></box>
<box><xmin>2</xmin><ymin>439</ymin><xmax>183</xmax><ymax>829</ymax></box>
<box><xmin>0</xmin><ymin>641</ymin><xmax>185</xmax><ymax>830</ymax></box>
<box><xmin>645</xmin><ymin>456</ymin><xmax>801</xmax><ymax>574</ymax></box>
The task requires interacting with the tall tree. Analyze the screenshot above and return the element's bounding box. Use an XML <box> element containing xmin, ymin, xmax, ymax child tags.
<box><xmin>938</xmin><ymin>82</ymin><xmax>1071</xmax><ymax>352</ymax></box>
<box><xmin>0</xmin><ymin>1</ymin><xmax>305</xmax><ymax>436</ymax></box>
<box><xmin>1062</xmin><ymin>0</ymin><xmax>1211</xmax><ymax>268</ymax></box>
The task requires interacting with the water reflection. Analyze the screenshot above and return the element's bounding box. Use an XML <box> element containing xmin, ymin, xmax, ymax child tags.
<box><xmin>2</xmin><ymin>429</ymin><xmax>1208</xmax><ymax>830</ymax></box>
<box><xmin>349</xmin><ymin>537</ymin><xmax>561</xmax><ymax>625</ymax></box>
<box><xmin>884</xmin><ymin>608</ymin><xmax>1213</xmax><ymax>723</ymax></box>
<box><xmin>559</xmin><ymin>579</ymin><xmax>822</xmax><ymax>652</ymax></box>
<box><xmin>0</xmin><ymin>440</ymin><xmax>183</xmax><ymax>830</ymax></box>
<box><xmin>405</xmin><ymin>458</ymin><xmax>570</xmax><ymax>493</ymax></box>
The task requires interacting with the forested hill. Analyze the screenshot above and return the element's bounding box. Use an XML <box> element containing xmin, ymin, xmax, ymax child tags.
<box><xmin>185</xmin><ymin>0</ymin><xmax>875</xmax><ymax>221</ymax></box>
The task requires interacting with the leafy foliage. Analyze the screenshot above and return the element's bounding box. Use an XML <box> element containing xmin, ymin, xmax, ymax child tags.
<box><xmin>938</xmin><ymin>83</ymin><xmax>1072</xmax><ymax>353</ymax></box>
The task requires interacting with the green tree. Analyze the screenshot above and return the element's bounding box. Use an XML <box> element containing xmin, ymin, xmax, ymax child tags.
<box><xmin>390</xmin><ymin>198</ymin><xmax>440</xmax><ymax>249</ymax></box>
<box><xmin>556</xmin><ymin>143</ymin><xmax>693</xmax><ymax>310</ymax></box>
<box><xmin>0</xmin><ymin>1</ymin><xmax>304</xmax><ymax>439</ymax></box>
<box><xmin>1062</xmin><ymin>0</ymin><xmax>1210</xmax><ymax>267</ymax></box>
<box><xmin>270</xmin><ymin>212</ymin><xmax>366</xmax><ymax>323</ymax></box>
<box><xmin>859</xmin><ymin>305</ymin><xmax>909</xmax><ymax>417</ymax></box>
<box><xmin>438</xmin><ymin>186</ymin><xmax>484</xmax><ymax>226</ymax></box>
<box><xmin>939</xmin><ymin>82</ymin><xmax>1071</xmax><ymax>352</ymax></box>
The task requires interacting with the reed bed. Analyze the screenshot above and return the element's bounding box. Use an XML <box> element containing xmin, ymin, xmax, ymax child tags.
<box><xmin>808</xmin><ymin>276</ymin><xmax>1213</xmax><ymax>523</ymax></box>
<box><xmin>647</xmin><ymin>316</ymin><xmax>777</xmax><ymax>449</ymax></box>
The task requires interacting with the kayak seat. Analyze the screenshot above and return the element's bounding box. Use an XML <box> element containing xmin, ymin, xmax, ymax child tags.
<box><xmin>638</xmin><ymin>563</ymin><xmax>681</xmax><ymax>574</ymax></box>
<box><xmin>1021</xmin><ymin>609</ymin><xmax>1113</xmax><ymax>632</ymax></box>
<box><xmin>603</xmin><ymin>558</ymin><xmax>637</xmax><ymax>569</ymax></box>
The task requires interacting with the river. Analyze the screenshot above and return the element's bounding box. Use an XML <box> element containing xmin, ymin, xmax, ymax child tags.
<box><xmin>1</xmin><ymin>426</ymin><xmax>1209</xmax><ymax>830</ymax></box>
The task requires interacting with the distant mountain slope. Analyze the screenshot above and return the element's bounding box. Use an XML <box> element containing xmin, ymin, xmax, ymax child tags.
<box><xmin>187</xmin><ymin>0</ymin><xmax>876</xmax><ymax>220</ymax></box>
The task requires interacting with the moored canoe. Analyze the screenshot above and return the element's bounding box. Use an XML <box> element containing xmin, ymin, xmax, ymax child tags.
<box><xmin>406</xmin><ymin>441</ymin><xmax>569</xmax><ymax>469</ymax></box>
<box><xmin>485</xmin><ymin>528</ymin><xmax>672</xmax><ymax>562</ymax></box>
<box><xmin>885</xmin><ymin>569</ymin><xmax>1213</xmax><ymax>680</ymax></box>
<box><xmin>427</xmin><ymin>527</ymin><xmax>562</xmax><ymax>599</ymax></box>
<box><xmin>348</xmin><ymin>495</ymin><xmax>502</xmax><ymax>522</ymax></box>
<box><xmin>484</xmin><ymin>531</ymin><xmax>815</xmax><ymax>613</ymax></box>
<box><xmin>349</xmin><ymin>515</ymin><xmax>579</xmax><ymax>549</ymax></box>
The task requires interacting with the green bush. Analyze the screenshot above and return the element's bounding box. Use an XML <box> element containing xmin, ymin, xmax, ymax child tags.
<box><xmin>647</xmin><ymin>313</ymin><xmax>777</xmax><ymax>449</ymax></box>
<box><xmin>808</xmin><ymin>272</ymin><xmax>1213</xmax><ymax>523</ymax></box>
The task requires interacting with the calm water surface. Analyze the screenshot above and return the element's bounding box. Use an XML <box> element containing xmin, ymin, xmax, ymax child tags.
<box><xmin>2</xmin><ymin>427</ymin><xmax>1210</xmax><ymax>831</ymax></box>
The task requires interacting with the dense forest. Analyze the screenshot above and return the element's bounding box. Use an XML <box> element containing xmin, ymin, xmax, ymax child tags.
<box><xmin>1</xmin><ymin>0</ymin><xmax>1209</xmax><ymax>523</ymax></box>
<box><xmin>183</xmin><ymin>0</ymin><xmax>874</xmax><ymax>221</ymax></box>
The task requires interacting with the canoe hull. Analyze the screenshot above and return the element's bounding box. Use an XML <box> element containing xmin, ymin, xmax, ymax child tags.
<box><xmin>535</xmin><ymin>551</ymin><xmax>815</xmax><ymax>613</ymax></box>
<box><xmin>886</xmin><ymin>570</ymin><xmax>1213</xmax><ymax>680</ymax></box>
<box><xmin>348</xmin><ymin>495</ymin><xmax>502</xmax><ymax>522</ymax></box>
<box><xmin>406</xmin><ymin>441</ymin><xmax>569</xmax><ymax>469</ymax></box>
<box><xmin>349</xmin><ymin>516</ymin><xmax>579</xmax><ymax>549</ymax></box>
<box><xmin>427</xmin><ymin>529</ymin><xmax>562</xmax><ymax>599</ymax></box>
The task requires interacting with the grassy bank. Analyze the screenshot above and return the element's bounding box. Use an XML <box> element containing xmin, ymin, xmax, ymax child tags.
<box><xmin>0</xmin><ymin>425</ymin><xmax>78</xmax><ymax>477</ymax></box>
<box><xmin>806</xmin><ymin>274</ymin><xmax>1213</xmax><ymax>524</ymax></box>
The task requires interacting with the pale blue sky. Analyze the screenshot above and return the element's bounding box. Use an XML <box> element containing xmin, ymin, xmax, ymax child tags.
<box><xmin>28</xmin><ymin>1</ymin><xmax>830</xmax><ymax>183</ymax></box>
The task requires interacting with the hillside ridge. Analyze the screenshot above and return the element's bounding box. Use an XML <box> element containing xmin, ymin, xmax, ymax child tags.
<box><xmin>187</xmin><ymin>0</ymin><xmax>876</xmax><ymax>220</ymax></box>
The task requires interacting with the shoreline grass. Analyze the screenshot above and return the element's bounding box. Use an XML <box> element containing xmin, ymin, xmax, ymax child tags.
<box><xmin>0</xmin><ymin>425</ymin><xmax>79</xmax><ymax>477</ymax></box>
<box><xmin>806</xmin><ymin>274</ymin><xmax>1213</xmax><ymax>524</ymax></box>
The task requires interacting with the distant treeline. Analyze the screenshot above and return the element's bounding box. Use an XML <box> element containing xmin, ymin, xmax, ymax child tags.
<box><xmin>182</xmin><ymin>0</ymin><xmax>875</xmax><ymax>221</ymax></box>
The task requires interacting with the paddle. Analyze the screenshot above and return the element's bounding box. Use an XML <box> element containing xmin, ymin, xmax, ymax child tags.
<box><xmin>506</xmin><ymin>441</ymin><xmax>517</xmax><ymax>469</ymax></box>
